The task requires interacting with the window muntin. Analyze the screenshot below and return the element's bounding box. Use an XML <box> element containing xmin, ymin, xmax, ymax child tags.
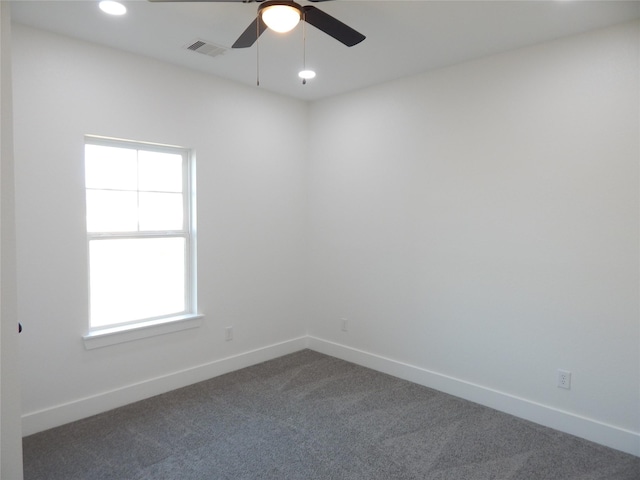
<box><xmin>85</xmin><ymin>137</ymin><xmax>195</xmax><ymax>330</ymax></box>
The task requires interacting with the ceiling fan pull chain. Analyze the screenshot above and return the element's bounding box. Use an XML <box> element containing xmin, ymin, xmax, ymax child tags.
<box><xmin>256</xmin><ymin>14</ymin><xmax>260</xmax><ymax>86</ymax></box>
<box><xmin>302</xmin><ymin>10</ymin><xmax>306</xmax><ymax>85</ymax></box>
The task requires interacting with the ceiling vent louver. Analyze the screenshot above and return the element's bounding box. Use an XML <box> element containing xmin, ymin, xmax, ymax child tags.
<box><xmin>183</xmin><ymin>39</ymin><xmax>227</xmax><ymax>58</ymax></box>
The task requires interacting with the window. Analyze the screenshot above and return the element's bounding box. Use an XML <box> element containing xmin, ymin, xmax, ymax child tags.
<box><xmin>83</xmin><ymin>136</ymin><xmax>199</xmax><ymax>345</ymax></box>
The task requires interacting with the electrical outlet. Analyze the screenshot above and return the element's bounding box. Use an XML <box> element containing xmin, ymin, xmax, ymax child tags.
<box><xmin>341</xmin><ymin>318</ymin><xmax>348</xmax><ymax>332</ymax></box>
<box><xmin>225</xmin><ymin>326</ymin><xmax>233</xmax><ymax>341</ymax></box>
<box><xmin>557</xmin><ymin>369</ymin><xmax>571</xmax><ymax>389</ymax></box>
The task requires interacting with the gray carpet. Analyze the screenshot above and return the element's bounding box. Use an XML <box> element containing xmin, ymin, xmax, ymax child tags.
<box><xmin>23</xmin><ymin>350</ymin><xmax>640</xmax><ymax>479</ymax></box>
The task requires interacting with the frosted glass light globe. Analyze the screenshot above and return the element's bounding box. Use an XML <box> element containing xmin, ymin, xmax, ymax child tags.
<box><xmin>261</xmin><ymin>4</ymin><xmax>301</xmax><ymax>33</ymax></box>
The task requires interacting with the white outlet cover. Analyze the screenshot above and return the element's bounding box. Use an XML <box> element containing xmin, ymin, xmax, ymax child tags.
<box><xmin>557</xmin><ymin>369</ymin><xmax>571</xmax><ymax>389</ymax></box>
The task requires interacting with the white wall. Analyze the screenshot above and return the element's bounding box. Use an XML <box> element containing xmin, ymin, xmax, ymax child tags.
<box><xmin>1</xmin><ymin>3</ymin><xmax>24</xmax><ymax>478</ymax></box>
<box><xmin>308</xmin><ymin>21</ymin><xmax>639</xmax><ymax>453</ymax></box>
<box><xmin>12</xmin><ymin>25</ymin><xmax>309</xmax><ymax>434</ymax></box>
<box><xmin>12</xmin><ymin>19</ymin><xmax>640</xmax><ymax>456</ymax></box>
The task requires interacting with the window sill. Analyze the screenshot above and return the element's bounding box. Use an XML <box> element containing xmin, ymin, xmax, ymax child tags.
<box><xmin>83</xmin><ymin>314</ymin><xmax>204</xmax><ymax>350</ymax></box>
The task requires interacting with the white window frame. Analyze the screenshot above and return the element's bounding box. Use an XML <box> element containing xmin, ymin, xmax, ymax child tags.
<box><xmin>82</xmin><ymin>135</ymin><xmax>201</xmax><ymax>349</ymax></box>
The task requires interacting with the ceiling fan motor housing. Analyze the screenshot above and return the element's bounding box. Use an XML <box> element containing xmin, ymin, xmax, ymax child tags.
<box><xmin>258</xmin><ymin>0</ymin><xmax>302</xmax><ymax>15</ymax></box>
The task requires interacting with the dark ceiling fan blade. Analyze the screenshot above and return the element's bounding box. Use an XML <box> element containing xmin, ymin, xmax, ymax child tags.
<box><xmin>148</xmin><ymin>0</ymin><xmax>248</xmax><ymax>2</ymax></box>
<box><xmin>232</xmin><ymin>16</ymin><xmax>268</xmax><ymax>48</ymax></box>
<box><xmin>302</xmin><ymin>6</ymin><xmax>365</xmax><ymax>47</ymax></box>
<box><xmin>147</xmin><ymin>0</ymin><xmax>333</xmax><ymax>2</ymax></box>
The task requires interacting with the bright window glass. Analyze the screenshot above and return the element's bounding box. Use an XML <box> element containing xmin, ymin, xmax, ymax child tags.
<box><xmin>139</xmin><ymin>192</ymin><xmax>183</xmax><ymax>231</ymax></box>
<box><xmin>85</xmin><ymin>137</ymin><xmax>195</xmax><ymax>330</ymax></box>
<box><xmin>86</xmin><ymin>190</ymin><xmax>138</xmax><ymax>232</ymax></box>
<box><xmin>89</xmin><ymin>238</ymin><xmax>186</xmax><ymax>327</ymax></box>
<box><xmin>138</xmin><ymin>151</ymin><xmax>183</xmax><ymax>192</ymax></box>
<box><xmin>85</xmin><ymin>144</ymin><xmax>138</xmax><ymax>190</ymax></box>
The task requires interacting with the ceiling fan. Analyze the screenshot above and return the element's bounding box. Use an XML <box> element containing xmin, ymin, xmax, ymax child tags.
<box><xmin>149</xmin><ymin>0</ymin><xmax>365</xmax><ymax>49</ymax></box>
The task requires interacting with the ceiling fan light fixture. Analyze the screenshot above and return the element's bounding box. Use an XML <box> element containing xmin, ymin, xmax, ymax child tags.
<box><xmin>260</xmin><ymin>2</ymin><xmax>302</xmax><ymax>33</ymax></box>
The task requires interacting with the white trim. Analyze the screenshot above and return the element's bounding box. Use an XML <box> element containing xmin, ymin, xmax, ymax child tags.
<box><xmin>82</xmin><ymin>314</ymin><xmax>204</xmax><ymax>349</ymax></box>
<box><xmin>84</xmin><ymin>136</ymin><xmax>198</xmax><ymax>332</ymax></box>
<box><xmin>22</xmin><ymin>334</ymin><xmax>640</xmax><ymax>457</ymax></box>
<box><xmin>306</xmin><ymin>336</ymin><xmax>640</xmax><ymax>457</ymax></box>
<box><xmin>22</xmin><ymin>336</ymin><xmax>308</xmax><ymax>436</ymax></box>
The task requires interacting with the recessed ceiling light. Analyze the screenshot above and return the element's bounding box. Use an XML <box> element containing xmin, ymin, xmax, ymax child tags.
<box><xmin>99</xmin><ymin>1</ymin><xmax>127</xmax><ymax>16</ymax></box>
<box><xmin>298</xmin><ymin>70</ymin><xmax>316</xmax><ymax>80</ymax></box>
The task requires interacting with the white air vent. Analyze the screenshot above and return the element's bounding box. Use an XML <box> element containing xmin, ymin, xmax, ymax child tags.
<box><xmin>183</xmin><ymin>39</ymin><xmax>227</xmax><ymax>59</ymax></box>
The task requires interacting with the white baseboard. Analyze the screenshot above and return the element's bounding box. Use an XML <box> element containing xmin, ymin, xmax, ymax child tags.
<box><xmin>307</xmin><ymin>336</ymin><xmax>640</xmax><ymax>457</ymax></box>
<box><xmin>22</xmin><ymin>335</ymin><xmax>639</xmax><ymax>458</ymax></box>
<box><xmin>21</xmin><ymin>336</ymin><xmax>308</xmax><ymax>437</ymax></box>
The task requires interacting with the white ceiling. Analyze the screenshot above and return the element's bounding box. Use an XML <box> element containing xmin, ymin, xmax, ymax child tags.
<box><xmin>10</xmin><ymin>0</ymin><xmax>640</xmax><ymax>101</ymax></box>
